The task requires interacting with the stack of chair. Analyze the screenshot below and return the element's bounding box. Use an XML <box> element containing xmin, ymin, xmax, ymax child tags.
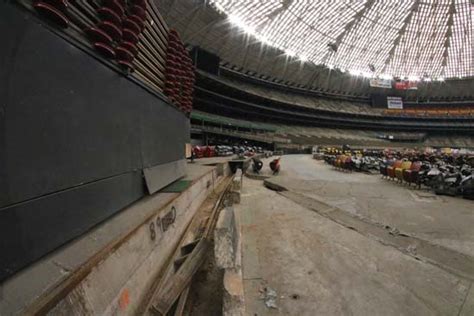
<box><xmin>116</xmin><ymin>0</ymin><xmax>145</xmax><ymax>70</ymax></box>
<box><xmin>33</xmin><ymin>0</ymin><xmax>69</xmax><ymax>28</ymax></box>
<box><xmin>82</xmin><ymin>0</ymin><xmax>145</xmax><ymax>71</ymax></box>
<box><xmin>163</xmin><ymin>30</ymin><xmax>195</xmax><ymax>114</ymax></box>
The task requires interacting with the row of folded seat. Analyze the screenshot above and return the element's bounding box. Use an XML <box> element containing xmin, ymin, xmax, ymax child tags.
<box><xmin>384</xmin><ymin>108</ymin><xmax>474</xmax><ymax>117</ymax></box>
<box><xmin>381</xmin><ymin>159</ymin><xmax>422</xmax><ymax>187</ymax></box>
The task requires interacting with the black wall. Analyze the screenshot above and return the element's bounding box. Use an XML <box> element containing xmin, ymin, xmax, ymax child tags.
<box><xmin>0</xmin><ymin>3</ymin><xmax>189</xmax><ymax>282</ymax></box>
<box><xmin>191</xmin><ymin>47</ymin><xmax>220</xmax><ymax>75</ymax></box>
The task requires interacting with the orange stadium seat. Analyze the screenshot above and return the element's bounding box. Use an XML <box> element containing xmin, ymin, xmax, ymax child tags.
<box><xmin>387</xmin><ymin>160</ymin><xmax>402</xmax><ymax>180</ymax></box>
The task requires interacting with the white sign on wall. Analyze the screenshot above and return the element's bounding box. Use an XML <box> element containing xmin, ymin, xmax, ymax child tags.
<box><xmin>387</xmin><ymin>96</ymin><xmax>403</xmax><ymax>109</ymax></box>
<box><xmin>369</xmin><ymin>78</ymin><xmax>392</xmax><ymax>89</ymax></box>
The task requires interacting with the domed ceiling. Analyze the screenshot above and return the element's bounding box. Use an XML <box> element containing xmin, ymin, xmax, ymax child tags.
<box><xmin>209</xmin><ymin>0</ymin><xmax>473</xmax><ymax>80</ymax></box>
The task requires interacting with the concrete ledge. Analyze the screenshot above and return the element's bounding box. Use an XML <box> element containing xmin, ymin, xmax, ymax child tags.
<box><xmin>215</xmin><ymin>208</ymin><xmax>238</xmax><ymax>269</ymax></box>
<box><xmin>230</xmin><ymin>169</ymin><xmax>244</xmax><ymax>204</ymax></box>
<box><xmin>214</xmin><ymin>206</ymin><xmax>245</xmax><ymax>316</ymax></box>
<box><xmin>232</xmin><ymin>169</ymin><xmax>242</xmax><ymax>191</ymax></box>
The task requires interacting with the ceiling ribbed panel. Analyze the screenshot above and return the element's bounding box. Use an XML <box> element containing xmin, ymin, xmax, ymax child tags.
<box><xmin>445</xmin><ymin>1</ymin><xmax>473</xmax><ymax>77</ymax></box>
<box><xmin>210</xmin><ymin>0</ymin><xmax>473</xmax><ymax>79</ymax></box>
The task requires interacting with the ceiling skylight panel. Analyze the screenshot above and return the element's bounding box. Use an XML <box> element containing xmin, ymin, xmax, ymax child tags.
<box><xmin>210</xmin><ymin>0</ymin><xmax>473</xmax><ymax>78</ymax></box>
<box><xmin>445</xmin><ymin>0</ymin><xmax>472</xmax><ymax>77</ymax></box>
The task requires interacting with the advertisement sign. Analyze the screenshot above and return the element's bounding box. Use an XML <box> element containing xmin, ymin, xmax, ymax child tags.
<box><xmin>394</xmin><ymin>81</ymin><xmax>418</xmax><ymax>90</ymax></box>
<box><xmin>387</xmin><ymin>96</ymin><xmax>403</xmax><ymax>109</ymax></box>
<box><xmin>369</xmin><ymin>78</ymin><xmax>392</xmax><ymax>89</ymax></box>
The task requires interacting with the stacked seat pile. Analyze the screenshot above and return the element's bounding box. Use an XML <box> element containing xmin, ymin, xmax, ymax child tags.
<box><xmin>83</xmin><ymin>0</ymin><xmax>145</xmax><ymax>71</ymax></box>
<box><xmin>163</xmin><ymin>29</ymin><xmax>195</xmax><ymax>115</ymax></box>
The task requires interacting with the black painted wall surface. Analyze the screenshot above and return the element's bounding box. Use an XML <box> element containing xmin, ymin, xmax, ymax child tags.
<box><xmin>0</xmin><ymin>3</ymin><xmax>189</xmax><ymax>282</ymax></box>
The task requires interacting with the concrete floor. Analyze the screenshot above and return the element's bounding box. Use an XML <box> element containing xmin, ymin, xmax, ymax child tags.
<box><xmin>236</xmin><ymin>154</ymin><xmax>474</xmax><ymax>316</ymax></box>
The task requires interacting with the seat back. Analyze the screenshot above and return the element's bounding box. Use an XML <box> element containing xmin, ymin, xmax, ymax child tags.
<box><xmin>410</xmin><ymin>161</ymin><xmax>422</xmax><ymax>171</ymax></box>
<box><xmin>395</xmin><ymin>160</ymin><xmax>411</xmax><ymax>180</ymax></box>
<box><xmin>387</xmin><ymin>160</ymin><xmax>402</xmax><ymax>178</ymax></box>
<box><xmin>400</xmin><ymin>161</ymin><xmax>412</xmax><ymax>170</ymax></box>
<box><xmin>393</xmin><ymin>160</ymin><xmax>403</xmax><ymax>169</ymax></box>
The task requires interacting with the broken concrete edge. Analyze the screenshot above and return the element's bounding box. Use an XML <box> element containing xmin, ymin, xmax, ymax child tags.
<box><xmin>214</xmin><ymin>207</ymin><xmax>245</xmax><ymax>316</ymax></box>
<box><xmin>215</xmin><ymin>207</ymin><xmax>238</xmax><ymax>269</ymax></box>
<box><xmin>232</xmin><ymin>169</ymin><xmax>243</xmax><ymax>191</ymax></box>
<box><xmin>230</xmin><ymin>168</ymin><xmax>244</xmax><ymax>204</ymax></box>
<box><xmin>223</xmin><ymin>268</ymin><xmax>245</xmax><ymax>316</ymax></box>
<box><xmin>263</xmin><ymin>178</ymin><xmax>287</xmax><ymax>192</ymax></box>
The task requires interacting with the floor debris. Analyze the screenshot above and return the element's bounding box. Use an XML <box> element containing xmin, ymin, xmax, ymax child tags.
<box><xmin>261</xmin><ymin>287</ymin><xmax>278</xmax><ymax>309</ymax></box>
<box><xmin>407</xmin><ymin>244</ymin><xmax>418</xmax><ymax>255</ymax></box>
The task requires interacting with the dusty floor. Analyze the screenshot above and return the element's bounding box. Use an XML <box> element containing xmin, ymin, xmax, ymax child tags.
<box><xmin>236</xmin><ymin>154</ymin><xmax>474</xmax><ymax>316</ymax></box>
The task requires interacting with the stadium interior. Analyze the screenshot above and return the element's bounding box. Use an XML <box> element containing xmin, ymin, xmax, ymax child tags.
<box><xmin>1</xmin><ymin>0</ymin><xmax>473</xmax><ymax>315</ymax></box>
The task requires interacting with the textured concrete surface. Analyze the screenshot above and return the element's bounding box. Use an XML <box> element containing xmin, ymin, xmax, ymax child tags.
<box><xmin>272</xmin><ymin>155</ymin><xmax>474</xmax><ymax>258</ymax></box>
<box><xmin>215</xmin><ymin>207</ymin><xmax>238</xmax><ymax>269</ymax></box>
<box><xmin>236</xmin><ymin>155</ymin><xmax>474</xmax><ymax>315</ymax></box>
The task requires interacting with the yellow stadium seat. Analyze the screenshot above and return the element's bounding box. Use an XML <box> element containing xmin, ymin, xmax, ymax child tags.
<box><xmin>395</xmin><ymin>160</ymin><xmax>412</xmax><ymax>182</ymax></box>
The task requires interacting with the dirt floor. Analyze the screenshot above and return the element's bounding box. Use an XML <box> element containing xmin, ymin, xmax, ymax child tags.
<box><xmin>236</xmin><ymin>154</ymin><xmax>474</xmax><ymax>316</ymax></box>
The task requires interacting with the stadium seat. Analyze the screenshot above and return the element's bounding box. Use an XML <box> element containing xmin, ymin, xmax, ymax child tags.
<box><xmin>387</xmin><ymin>160</ymin><xmax>402</xmax><ymax>180</ymax></box>
<box><xmin>380</xmin><ymin>160</ymin><xmax>394</xmax><ymax>178</ymax></box>
<box><xmin>334</xmin><ymin>155</ymin><xmax>344</xmax><ymax>169</ymax></box>
<box><xmin>343</xmin><ymin>156</ymin><xmax>352</xmax><ymax>171</ymax></box>
<box><xmin>395</xmin><ymin>160</ymin><xmax>412</xmax><ymax>182</ymax></box>
<box><xmin>403</xmin><ymin>161</ymin><xmax>422</xmax><ymax>186</ymax></box>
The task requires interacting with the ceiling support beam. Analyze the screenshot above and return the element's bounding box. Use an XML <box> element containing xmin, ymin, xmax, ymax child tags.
<box><xmin>333</xmin><ymin>0</ymin><xmax>375</xmax><ymax>51</ymax></box>
<box><xmin>381</xmin><ymin>0</ymin><xmax>420</xmax><ymax>74</ymax></box>
<box><xmin>441</xmin><ymin>0</ymin><xmax>456</xmax><ymax>73</ymax></box>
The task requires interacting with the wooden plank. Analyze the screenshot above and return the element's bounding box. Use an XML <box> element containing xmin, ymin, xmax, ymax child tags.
<box><xmin>147</xmin><ymin>178</ymin><xmax>232</xmax><ymax>315</ymax></box>
<box><xmin>145</xmin><ymin>19</ymin><xmax>168</xmax><ymax>50</ymax></box>
<box><xmin>144</xmin><ymin>3</ymin><xmax>169</xmax><ymax>44</ymax></box>
<box><xmin>142</xmin><ymin>28</ymin><xmax>168</xmax><ymax>60</ymax></box>
<box><xmin>150</xmin><ymin>239</ymin><xmax>211</xmax><ymax>315</ymax></box>
<box><xmin>75</xmin><ymin>0</ymin><xmax>100</xmax><ymax>23</ymax></box>
<box><xmin>133</xmin><ymin>69</ymin><xmax>163</xmax><ymax>92</ymax></box>
<box><xmin>138</xmin><ymin>35</ymin><xmax>167</xmax><ymax>68</ymax></box>
<box><xmin>147</xmin><ymin>0</ymin><xmax>169</xmax><ymax>32</ymax></box>
<box><xmin>173</xmin><ymin>285</ymin><xmax>190</xmax><ymax>316</ymax></box>
<box><xmin>135</xmin><ymin>52</ymin><xmax>166</xmax><ymax>83</ymax></box>
<box><xmin>146</xmin><ymin>1</ymin><xmax>169</xmax><ymax>36</ymax></box>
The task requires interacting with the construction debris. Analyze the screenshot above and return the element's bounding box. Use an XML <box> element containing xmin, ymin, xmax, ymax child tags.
<box><xmin>145</xmin><ymin>177</ymin><xmax>234</xmax><ymax>315</ymax></box>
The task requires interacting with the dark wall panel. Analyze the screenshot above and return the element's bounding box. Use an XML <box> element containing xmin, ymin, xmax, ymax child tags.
<box><xmin>0</xmin><ymin>4</ymin><xmax>186</xmax><ymax>207</ymax></box>
<box><xmin>191</xmin><ymin>47</ymin><xmax>220</xmax><ymax>75</ymax></box>
<box><xmin>0</xmin><ymin>171</ymin><xmax>145</xmax><ymax>282</ymax></box>
<box><xmin>140</xmin><ymin>100</ymin><xmax>190</xmax><ymax>167</ymax></box>
<box><xmin>0</xmin><ymin>3</ymin><xmax>189</xmax><ymax>281</ymax></box>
